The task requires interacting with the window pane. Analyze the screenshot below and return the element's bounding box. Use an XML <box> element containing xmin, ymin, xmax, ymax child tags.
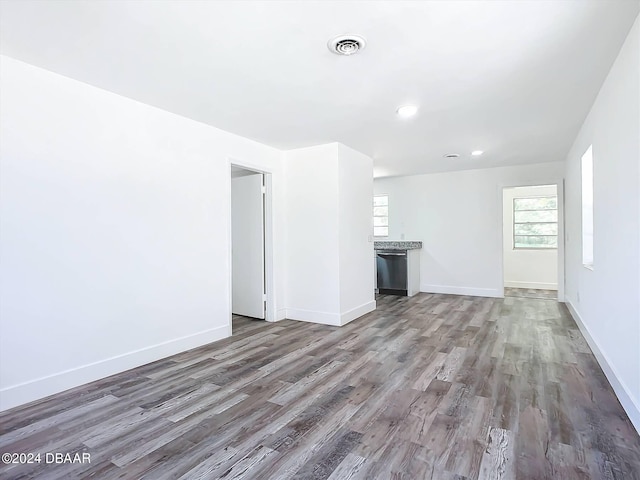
<box><xmin>514</xmin><ymin>197</ymin><xmax>557</xmax><ymax>211</ymax></box>
<box><xmin>514</xmin><ymin>235</ymin><xmax>558</xmax><ymax>248</ymax></box>
<box><xmin>514</xmin><ymin>223</ymin><xmax>558</xmax><ymax>235</ymax></box>
<box><xmin>374</xmin><ymin>226</ymin><xmax>388</xmax><ymax>237</ymax></box>
<box><xmin>374</xmin><ymin>195</ymin><xmax>388</xmax><ymax>206</ymax></box>
<box><xmin>514</xmin><ymin>209</ymin><xmax>557</xmax><ymax>223</ymax></box>
<box><xmin>374</xmin><ymin>217</ymin><xmax>388</xmax><ymax>226</ymax></box>
<box><xmin>373</xmin><ymin>206</ymin><xmax>388</xmax><ymax>217</ymax></box>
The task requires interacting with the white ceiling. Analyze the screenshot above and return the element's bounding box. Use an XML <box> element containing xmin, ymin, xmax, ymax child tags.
<box><xmin>1</xmin><ymin>0</ymin><xmax>638</xmax><ymax>177</ymax></box>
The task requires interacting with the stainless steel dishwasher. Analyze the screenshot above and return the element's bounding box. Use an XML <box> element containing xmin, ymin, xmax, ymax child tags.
<box><xmin>376</xmin><ymin>250</ymin><xmax>408</xmax><ymax>295</ymax></box>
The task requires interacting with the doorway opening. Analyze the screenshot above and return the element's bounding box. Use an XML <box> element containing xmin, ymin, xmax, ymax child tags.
<box><xmin>502</xmin><ymin>184</ymin><xmax>560</xmax><ymax>300</ymax></box>
<box><xmin>230</xmin><ymin>164</ymin><xmax>273</xmax><ymax>334</ymax></box>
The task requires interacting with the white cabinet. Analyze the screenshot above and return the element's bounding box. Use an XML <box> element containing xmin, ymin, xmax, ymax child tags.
<box><xmin>407</xmin><ymin>249</ymin><xmax>421</xmax><ymax>297</ymax></box>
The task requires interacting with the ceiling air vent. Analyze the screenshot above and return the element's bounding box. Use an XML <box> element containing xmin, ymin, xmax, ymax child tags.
<box><xmin>328</xmin><ymin>35</ymin><xmax>367</xmax><ymax>56</ymax></box>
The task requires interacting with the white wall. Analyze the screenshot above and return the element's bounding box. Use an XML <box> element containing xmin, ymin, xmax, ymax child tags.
<box><xmin>374</xmin><ymin>161</ymin><xmax>565</xmax><ymax>298</ymax></box>
<box><xmin>338</xmin><ymin>144</ymin><xmax>376</xmax><ymax>323</ymax></box>
<box><xmin>284</xmin><ymin>143</ymin><xmax>375</xmax><ymax>326</ymax></box>
<box><xmin>284</xmin><ymin>144</ymin><xmax>341</xmax><ymax>323</ymax></box>
<box><xmin>0</xmin><ymin>56</ymin><xmax>285</xmax><ymax>411</ymax></box>
<box><xmin>503</xmin><ymin>185</ymin><xmax>558</xmax><ymax>290</ymax></box>
<box><xmin>563</xmin><ymin>16</ymin><xmax>640</xmax><ymax>432</ymax></box>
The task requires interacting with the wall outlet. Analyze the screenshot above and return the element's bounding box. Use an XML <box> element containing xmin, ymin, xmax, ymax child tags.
<box><xmin>577</xmin><ymin>291</ymin><xmax>580</xmax><ymax>302</ymax></box>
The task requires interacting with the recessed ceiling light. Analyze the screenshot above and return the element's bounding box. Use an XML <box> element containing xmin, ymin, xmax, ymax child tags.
<box><xmin>396</xmin><ymin>105</ymin><xmax>418</xmax><ymax>118</ymax></box>
<box><xmin>471</xmin><ymin>150</ymin><xmax>484</xmax><ymax>156</ymax></box>
<box><xmin>443</xmin><ymin>153</ymin><xmax>460</xmax><ymax>158</ymax></box>
<box><xmin>327</xmin><ymin>34</ymin><xmax>367</xmax><ymax>56</ymax></box>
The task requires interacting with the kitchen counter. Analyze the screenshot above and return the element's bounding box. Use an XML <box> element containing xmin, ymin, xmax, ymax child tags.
<box><xmin>374</xmin><ymin>241</ymin><xmax>422</xmax><ymax>251</ymax></box>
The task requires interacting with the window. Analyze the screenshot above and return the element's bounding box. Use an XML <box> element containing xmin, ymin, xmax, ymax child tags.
<box><xmin>513</xmin><ymin>196</ymin><xmax>558</xmax><ymax>249</ymax></box>
<box><xmin>373</xmin><ymin>195</ymin><xmax>388</xmax><ymax>237</ymax></box>
<box><xmin>582</xmin><ymin>145</ymin><xmax>594</xmax><ymax>268</ymax></box>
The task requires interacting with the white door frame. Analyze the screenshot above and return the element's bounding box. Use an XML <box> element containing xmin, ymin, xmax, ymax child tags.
<box><xmin>498</xmin><ymin>181</ymin><xmax>565</xmax><ymax>302</ymax></box>
<box><xmin>228</xmin><ymin>158</ymin><xmax>276</xmax><ymax>330</ymax></box>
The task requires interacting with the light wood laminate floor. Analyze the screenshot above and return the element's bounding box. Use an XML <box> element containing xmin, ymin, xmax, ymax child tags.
<box><xmin>1</xmin><ymin>293</ymin><xmax>639</xmax><ymax>479</ymax></box>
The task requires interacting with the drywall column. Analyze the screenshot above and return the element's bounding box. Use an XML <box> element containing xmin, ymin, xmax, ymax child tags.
<box><xmin>284</xmin><ymin>143</ymin><xmax>375</xmax><ymax>326</ymax></box>
<box><xmin>284</xmin><ymin>144</ymin><xmax>341</xmax><ymax>324</ymax></box>
<box><xmin>337</xmin><ymin>144</ymin><xmax>376</xmax><ymax>323</ymax></box>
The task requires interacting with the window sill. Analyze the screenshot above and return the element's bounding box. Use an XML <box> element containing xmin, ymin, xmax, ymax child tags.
<box><xmin>583</xmin><ymin>263</ymin><xmax>594</xmax><ymax>271</ymax></box>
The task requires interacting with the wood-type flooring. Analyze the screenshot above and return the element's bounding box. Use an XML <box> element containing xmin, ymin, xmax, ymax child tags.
<box><xmin>1</xmin><ymin>293</ymin><xmax>639</xmax><ymax>479</ymax></box>
<box><xmin>504</xmin><ymin>288</ymin><xmax>558</xmax><ymax>300</ymax></box>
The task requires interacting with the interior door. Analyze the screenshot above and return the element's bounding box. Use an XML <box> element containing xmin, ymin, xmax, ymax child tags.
<box><xmin>231</xmin><ymin>172</ymin><xmax>265</xmax><ymax>319</ymax></box>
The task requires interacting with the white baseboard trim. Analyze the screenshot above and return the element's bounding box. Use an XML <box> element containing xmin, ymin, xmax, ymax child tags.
<box><xmin>420</xmin><ymin>284</ymin><xmax>503</xmax><ymax>298</ymax></box>
<box><xmin>0</xmin><ymin>325</ymin><xmax>229</xmax><ymax>412</ymax></box>
<box><xmin>565</xmin><ymin>300</ymin><xmax>640</xmax><ymax>434</ymax></box>
<box><xmin>340</xmin><ymin>300</ymin><xmax>376</xmax><ymax>326</ymax></box>
<box><xmin>504</xmin><ymin>281</ymin><xmax>558</xmax><ymax>290</ymax></box>
<box><xmin>285</xmin><ymin>308</ymin><xmax>342</xmax><ymax>326</ymax></box>
<box><xmin>275</xmin><ymin>308</ymin><xmax>287</xmax><ymax>321</ymax></box>
<box><xmin>286</xmin><ymin>301</ymin><xmax>376</xmax><ymax>327</ymax></box>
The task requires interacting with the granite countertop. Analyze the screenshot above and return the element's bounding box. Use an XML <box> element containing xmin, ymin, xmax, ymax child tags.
<box><xmin>374</xmin><ymin>241</ymin><xmax>423</xmax><ymax>251</ymax></box>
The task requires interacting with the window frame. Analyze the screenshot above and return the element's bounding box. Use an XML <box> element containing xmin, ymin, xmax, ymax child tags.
<box><xmin>581</xmin><ymin>145</ymin><xmax>594</xmax><ymax>270</ymax></box>
<box><xmin>373</xmin><ymin>194</ymin><xmax>389</xmax><ymax>238</ymax></box>
<box><xmin>512</xmin><ymin>195</ymin><xmax>558</xmax><ymax>250</ymax></box>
